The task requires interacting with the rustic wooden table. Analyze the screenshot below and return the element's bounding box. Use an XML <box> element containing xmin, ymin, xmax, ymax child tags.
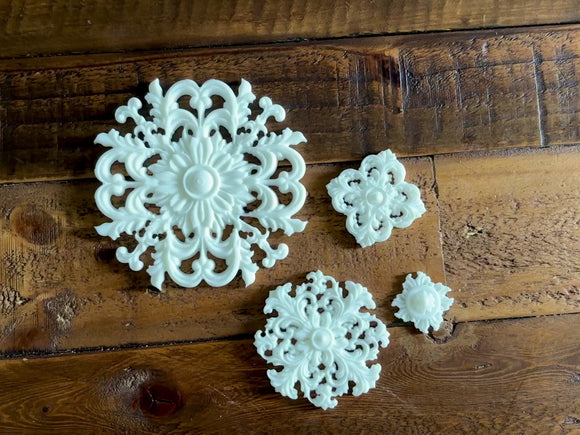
<box><xmin>0</xmin><ymin>1</ymin><xmax>578</xmax><ymax>433</ymax></box>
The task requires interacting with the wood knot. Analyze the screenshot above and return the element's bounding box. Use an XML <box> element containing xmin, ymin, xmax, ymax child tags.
<box><xmin>9</xmin><ymin>205</ymin><xmax>60</xmax><ymax>245</ymax></box>
<box><xmin>137</xmin><ymin>383</ymin><xmax>183</xmax><ymax>418</ymax></box>
<box><xmin>429</xmin><ymin>320</ymin><xmax>456</xmax><ymax>344</ymax></box>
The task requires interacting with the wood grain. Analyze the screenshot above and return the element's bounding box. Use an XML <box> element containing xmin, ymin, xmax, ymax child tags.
<box><xmin>0</xmin><ymin>158</ymin><xmax>445</xmax><ymax>352</ymax></box>
<box><xmin>4</xmin><ymin>25</ymin><xmax>580</xmax><ymax>182</ymax></box>
<box><xmin>1</xmin><ymin>3</ymin><xmax>578</xmax><ymax>433</ymax></box>
<box><xmin>0</xmin><ymin>314</ymin><xmax>577</xmax><ymax>433</ymax></box>
<box><xmin>437</xmin><ymin>146</ymin><xmax>580</xmax><ymax>322</ymax></box>
<box><xmin>1</xmin><ymin>0</ymin><xmax>579</xmax><ymax>58</ymax></box>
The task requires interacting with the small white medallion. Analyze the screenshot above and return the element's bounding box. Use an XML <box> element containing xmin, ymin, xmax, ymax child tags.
<box><xmin>392</xmin><ymin>272</ymin><xmax>454</xmax><ymax>334</ymax></box>
<box><xmin>326</xmin><ymin>150</ymin><xmax>426</xmax><ymax>247</ymax></box>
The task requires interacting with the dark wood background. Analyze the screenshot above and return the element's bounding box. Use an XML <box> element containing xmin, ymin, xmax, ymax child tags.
<box><xmin>0</xmin><ymin>1</ymin><xmax>578</xmax><ymax>433</ymax></box>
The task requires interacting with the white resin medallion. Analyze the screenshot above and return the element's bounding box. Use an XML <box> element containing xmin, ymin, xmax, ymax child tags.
<box><xmin>254</xmin><ymin>271</ymin><xmax>389</xmax><ymax>410</ymax></box>
<box><xmin>392</xmin><ymin>272</ymin><xmax>454</xmax><ymax>334</ymax></box>
<box><xmin>94</xmin><ymin>78</ymin><xmax>308</xmax><ymax>290</ymax></box>
<box><xmin>326</xmin><ymin>150</ymin><xmax>426</xmax><ymax>247</ymax></box>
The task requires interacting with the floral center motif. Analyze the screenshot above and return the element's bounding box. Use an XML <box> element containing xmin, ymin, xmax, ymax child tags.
<box><xmin>392</xmin><ymin>272</ymin><xmax>454</xmax><ymax>334</ymax></box>
<box><xmin>327</xmin><ymin>150</ymin><xmax>426</xmax><ymax>248</ymax></box>
<box><xmin>408</xmin><ymin>287</ymin><xmax>436</xmax><ymax>314</ymax></box>
<box><xmin>364</xmin><ymin>184</ymin><xmax>395</xmax><ymax>208</ymax></box>
<box><xmin>365</xmin><ymin>189</ymin><xmax>385</xmax><ymax>206</ymax></box>
<box><xmin>94</xmin><ymin>78</ymin><xmax>308</xmax><ymax>290</ymax></box>
<box><xmin>183</xmin><ymin>165</ymin><xmax>219</xmax><ymax>199</ymax></box>
<box><xmin>254</xmin><ymin>271</ymin><xmax>389</xmax><ymax>410</ymax></box>
<box><xmin>310</xmin><ymin>327</ymin><xmax>335</xmax><ymax>351</ymax></box>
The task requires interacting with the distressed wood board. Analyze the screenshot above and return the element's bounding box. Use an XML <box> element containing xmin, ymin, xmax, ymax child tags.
<box><xmin>438</xmin><ymin>146</ymin><xmax>580</xmax><ymax>322</ymax></box>
<box><xmin>1</xmin><ymin>0</ymin><xmax>579</xmax><ymax>58</ymax></box>
<box><xmin>0</xmin><ymin>159</ymin><xmax>445</xmax><ymax>352</ymax></box>
<box><xmin>0</xmin><ymin>4</ymin><xmax>579</xmax><ymax>432</ymax></box>
<box><xmin>0</xmin><ymin>315</ymin><xmax>577</xmax><ymax>433</ymax></box>
<box><xmin>3</xmin><ymin>25</ymin><xmax>580</xmax><ymax>183</ymax></box>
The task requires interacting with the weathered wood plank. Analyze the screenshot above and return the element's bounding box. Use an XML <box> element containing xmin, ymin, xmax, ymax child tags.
<box><xmin>0</xmin><ymin>158</ymin><xmax>445</xmax><ymax>352</ymax></box>
<box><xmin>3</xmin><ymin>25</ymin><xmax>580</xmax><ymax>182</ymax></box>
<box><xmin>437</xmin><ymin>146</ymin><xmax>580</xmax><ymax>322</ymax></box>
<box><xmin>0</xmin><ymin>315</ymin><xmax>577</xmax><ymax>433</ymax></box>
<box><xmin>1</xmin><ymin>0</ymin><xmax>579</xmax><ymax>58</ymax></box>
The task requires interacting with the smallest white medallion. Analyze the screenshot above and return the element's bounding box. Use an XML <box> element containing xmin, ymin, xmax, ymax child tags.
<box><xmin>392</xmin><ymin>272</ymin><xmax>454</xmax><ymax>334</ymax></box>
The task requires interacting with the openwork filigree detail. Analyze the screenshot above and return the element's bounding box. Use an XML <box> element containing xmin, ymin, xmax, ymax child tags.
<box><xmin>94</xmin><ymin>78</ymin><xmax>308</xmax><ymax>290</ymax></box>
<box><xmin>392</xmin><ymin>272</ymin><xmax>454</xmax><ymax>334</ymax></box>
<box><xmin>326</xmin><ymin>150</ymin><xmax>426</xmax><ymax>247</ymax></box>
<box><xmin>254</xmin><ymin>271</ymin><xmax>389</xmax><ymax>409</ymax></box>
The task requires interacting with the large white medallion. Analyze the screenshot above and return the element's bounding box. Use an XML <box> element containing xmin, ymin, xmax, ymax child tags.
<box><xmin>94</xmin><ymin>79</ymin><xmax>308</xmax><ymax>290</ymax></box>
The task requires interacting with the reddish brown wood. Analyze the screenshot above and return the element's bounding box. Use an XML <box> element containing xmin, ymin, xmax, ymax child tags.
<box><xmin>0</xmin><ymin>5</ymin><xmax>578</xmax><ymax>432</ymax></box>
<box><xmin>0</xmin><ymin>315</ymin><xmax>577</xmax><ymax>433</ymax></box>
<box><xmin>0</xmin><ymin>159</ymin><xmax>444</xmax><ymax>352</ymax></box>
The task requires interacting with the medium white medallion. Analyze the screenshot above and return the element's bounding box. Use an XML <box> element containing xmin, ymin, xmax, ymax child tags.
<box><xmin>254</xmin><ymin>271</ymin><xmax>389</xmax><ymax>409</ymax></box>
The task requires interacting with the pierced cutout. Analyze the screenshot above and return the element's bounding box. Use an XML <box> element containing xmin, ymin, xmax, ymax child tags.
<box><xmin>326</xmin><ymin>150</ymin><xmax>426</xmax><ymax>248</ymax></box>
<box><xmin>94</xmin><ymin>78</ymin><xmax>308</xmax><ymax>290</ymax></box>
<box><xmin>392</xmin><ymin>272</ymin><xmax>454</xmax><ymax>334</ymax></box>
<box><xmin>254</xmin><ymin>271</ymin><xmax>389</xmax><ymax>410</ymax></box>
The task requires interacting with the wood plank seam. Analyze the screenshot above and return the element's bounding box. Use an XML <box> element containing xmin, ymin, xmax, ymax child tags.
<box><xmin>0</xmin><ymin>322</ymin><xmax>430</xmax><ymax>360</ymax></box>
<box><xmin>0</xmin><ymin>311</ymin><xmax>573</xmax><ymax>361</ymax></box>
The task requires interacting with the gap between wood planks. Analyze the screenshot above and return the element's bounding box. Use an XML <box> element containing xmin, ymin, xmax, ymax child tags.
<box><xmin>0</xmin><ymin>312</ymin><xmax>568</xmax><ymax>361</ymax></box>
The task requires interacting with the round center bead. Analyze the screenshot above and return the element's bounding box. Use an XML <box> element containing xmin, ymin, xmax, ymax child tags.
<box><xmin>366</xmin><ymin>190</ymin><xmax>385</xmax><ymax>206</ymax></box>
<box><xmin>310</xmin><ymin>327</ymin><xmax>335</xmax><ymax>351</ymax></box>
<box><xmin>183</xmin><ymin>165</ymin><xmax>219</xmax><ymax>199</ymax></box>
<box><xmin>408</xmin><ymin>288</ymin><xmax>436</xmax><ymax>315</ymax></box>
